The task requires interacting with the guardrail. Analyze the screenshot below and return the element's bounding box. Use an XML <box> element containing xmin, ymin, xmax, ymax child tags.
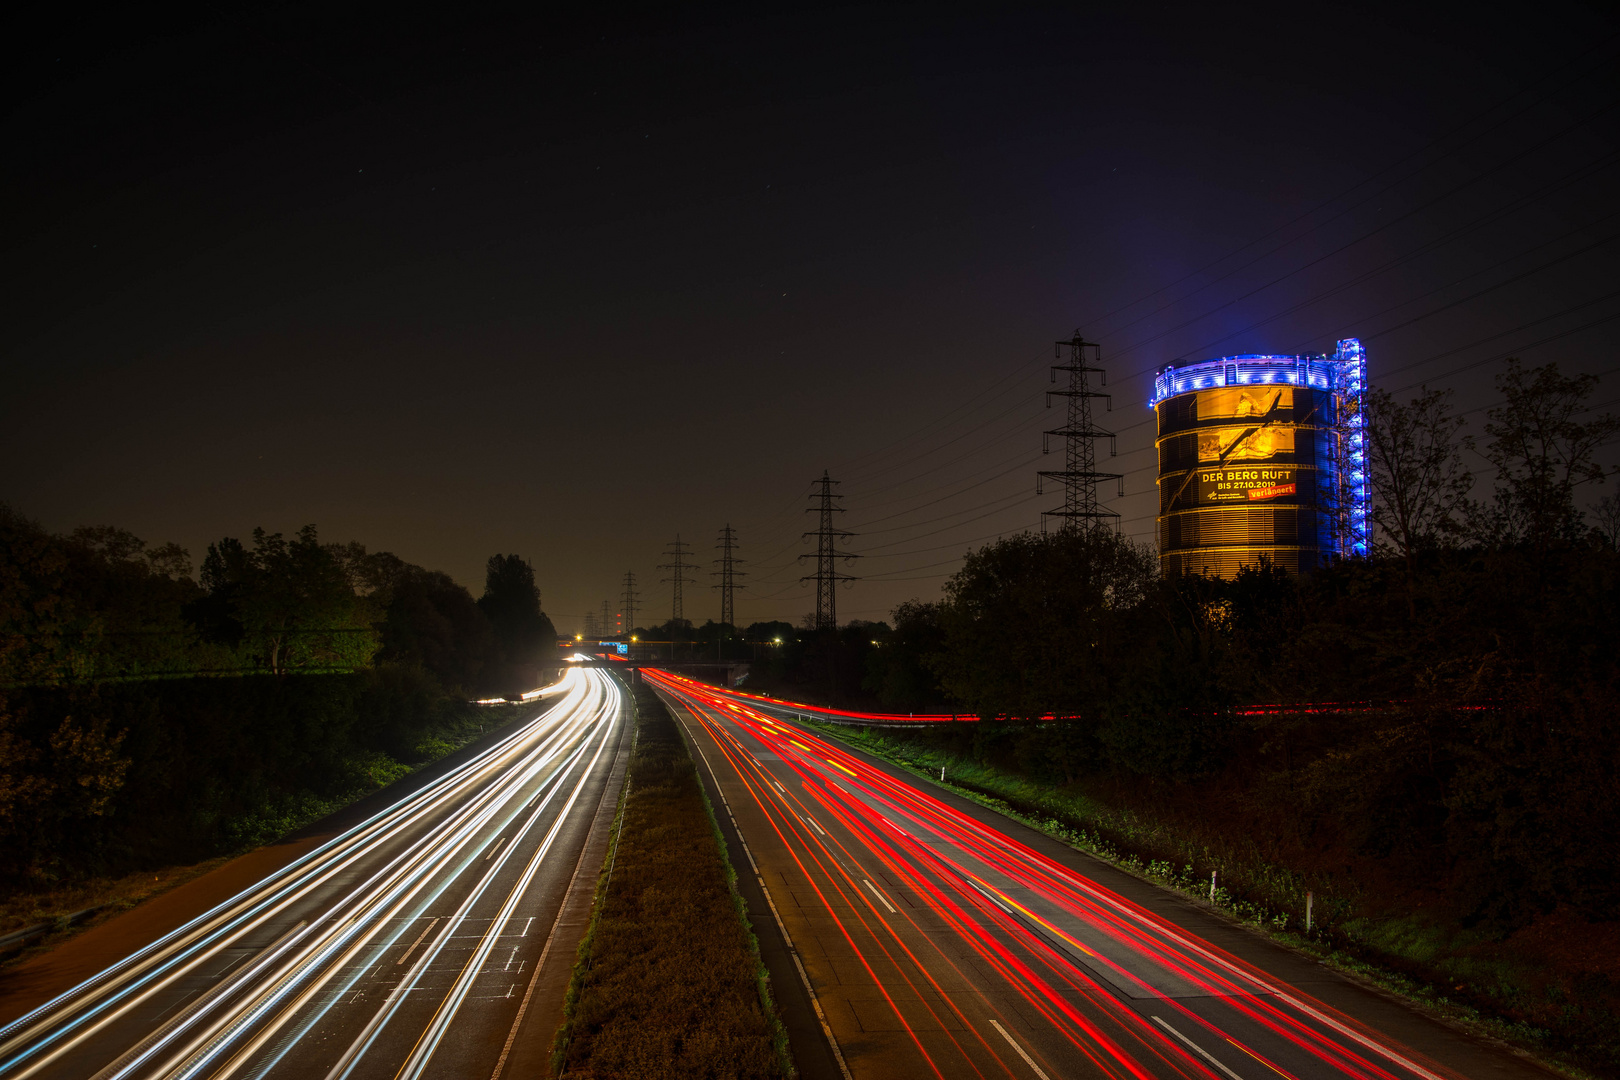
<box><xmin>0</xmin><ymin>904</ymin><xmax>107</xmax><ymax>951</ymax></box>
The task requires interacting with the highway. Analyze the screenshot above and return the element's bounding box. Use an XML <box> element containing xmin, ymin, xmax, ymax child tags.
<box><xmin>0</xmin><ymin>665</ymin><xmax>626</xmax><ymax>1080</ymax></box>
<box><xmin>647</xmin><ymin>670</ymin><xmax>1552</xmax><ymax>1080</ymax></box>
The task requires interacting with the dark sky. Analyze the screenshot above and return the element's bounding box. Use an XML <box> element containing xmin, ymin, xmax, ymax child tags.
<box><xmin>4</xmin><ymin>2</ymin><xmax>1618</xmax><ymax>632</ymax></box>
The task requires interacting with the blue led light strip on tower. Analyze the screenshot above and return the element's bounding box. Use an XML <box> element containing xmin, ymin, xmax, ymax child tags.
<box><xmin>1332</xmin><ymin>337</ymin><xmax>1370</xmax><ymax>558</ymax></box>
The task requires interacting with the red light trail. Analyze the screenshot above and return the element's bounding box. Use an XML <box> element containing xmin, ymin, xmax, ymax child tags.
<box><xmin>646</xmin><ymin>669</ymin><xmax>1462</xmax><ymax>1080</ymax></box>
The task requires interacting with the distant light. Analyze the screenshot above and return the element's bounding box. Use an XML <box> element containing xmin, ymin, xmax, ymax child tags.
<box><xmin>774</xmin><ymin>637</ymin><xmax>782</xmax><ymax>644</ymax></box>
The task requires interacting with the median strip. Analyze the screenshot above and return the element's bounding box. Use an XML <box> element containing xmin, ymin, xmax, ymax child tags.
<box><xmin>551</xmin><ymin>678</ymin><xmax>791</xmax><ymax>1078</ymax></box>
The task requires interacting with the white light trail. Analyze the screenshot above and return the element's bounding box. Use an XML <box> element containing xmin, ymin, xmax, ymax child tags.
<box><xmin>0</xmin><ymin>668</ymin><xmax>623</xmax><ymax>1080</ymax></box>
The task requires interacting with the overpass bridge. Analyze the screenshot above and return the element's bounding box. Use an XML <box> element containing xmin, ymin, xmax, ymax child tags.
<box><xmin>549</xmin><ymin>654</ymin><xmax>752</xmax><ymax>688</ymax></box>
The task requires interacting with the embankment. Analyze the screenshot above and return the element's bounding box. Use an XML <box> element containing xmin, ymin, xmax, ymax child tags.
<box><xmin>0</xmin><ymin>667</ymin><xmax>524</xmax><ymax>952</ymax></box>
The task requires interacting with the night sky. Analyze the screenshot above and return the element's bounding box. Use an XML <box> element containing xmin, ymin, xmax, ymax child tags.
<box><xmin>5</xmin><ymin>3</ymin><xmax>1618</xmax><ymax>632</ymax></box>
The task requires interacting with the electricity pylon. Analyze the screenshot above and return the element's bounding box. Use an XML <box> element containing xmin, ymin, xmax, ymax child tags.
<box><xmin>712</xmin><ymin>524</ymin><xmax>745</xmax><ymax>628</ymax></box>
<box><xmin>1037</xmin><ymin>331</ymin><xmax>1122</xmax><ymax>533</ymax></box>
<box><xmin>799</xmin><ymin>472</ymin><xmax>859</xmax><ymax>631</ymax></box>
<box><xmin>657</xmin><ymin>534</ymin><xmax>697</xmax><ymax>624</ymax></box>
<box><xmin>621</xmin><ymin>571</ymin><xmax>639</xmax><ymax>637</ymax></box>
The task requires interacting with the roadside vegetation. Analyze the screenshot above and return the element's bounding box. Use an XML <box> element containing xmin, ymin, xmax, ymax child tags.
<box><xmin>739</xmin><ymin>360</ymin><xmax>1620</xmax><ymax>1077</ymax></box>
<box><xmin>0</xmin><ymin>504</ymin><xmax>555</xmax><ymax>949</ymax></box>
<box><xmin>553</xmin><ymin>678</ymin><xmax>788</xmax><ymax>1079</ymax></box>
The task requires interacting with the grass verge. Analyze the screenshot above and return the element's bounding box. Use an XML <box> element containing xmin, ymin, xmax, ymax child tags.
<box><xmin>809</xmin><ymin>720</ymin><xmax>1611</xmax><ymax>1080</ymax></box>
<box><xmin>552</xmin><ymin>679</ymin><xmax>790</xmax><ymax>1079</ymax></box>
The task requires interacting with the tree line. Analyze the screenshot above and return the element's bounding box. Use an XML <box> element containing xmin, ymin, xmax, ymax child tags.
<box><xmin>0</xmin><ymin>510</ymin><xmax>558</xmax><ymax>889</ymax></box>
<box><xmin>0</xmin><ymin>513</ymin><xmax>556</xmax><ymax>693</ymax></box>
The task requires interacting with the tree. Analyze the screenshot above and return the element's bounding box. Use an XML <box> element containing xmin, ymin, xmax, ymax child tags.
<box><xmin>932</xmin><ymin>528</ymin><xmax>1157</xmax><ymax>721</ymax></box>
<box><xmin>1470</xmin><ymin>359</ymin><xmax>1618</xmax><ymax>549</ymax></box>
<box><xmin>359</xmin><ymin>551</ymin><xmax>496</xmax><ymax>695</ymax></box>
<box><xmin>1365</xmin><ymin>386</ymin><xmax>1472</xmax><ymax>615</ymax></box>
<box><xmin>1590</xmin><ymin>491</ymin><xmax>1620</xmax><ymax>551</ymax></box>
<box><xmin>200</xmin><ymin>527</ymin><xmax>378</xmax><ymax>674</ymax></box>
<box><xmin>863</xmin><ymin>601</ymin><xmax>948</xmax><ymax>711</ymax></box>
<box><xmin>1</xmin><ymin>506</ymin><xmax>207</xmax><ymax>684</ymax></box>
<box><xmin>1</xmin><ymin>506</ymin><xmax>73</xmax><ymax>685</ymax></box>
<box><xmin>477</xmin><ymin>554</ymin><xmax>556</xmax><ymax>692</ymax></box>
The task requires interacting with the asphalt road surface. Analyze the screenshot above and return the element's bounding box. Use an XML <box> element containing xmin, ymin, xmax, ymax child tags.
<box><xmin>0</xmin><ymin>665</ymin><xmax>626</xmax><ymax>1080</ymax></box>
<box><xmin>648</xmin><ymin>669</ymin><xmax>1557</xmax><ymax>1080</ymax></box>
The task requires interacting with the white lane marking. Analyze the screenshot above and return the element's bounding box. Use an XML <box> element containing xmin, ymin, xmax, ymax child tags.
<box><xmin>772</xmin><ymin>781</ymin><xmax>786</xmax><ymax>794</ymax></box>
<box><xmin>391</xmin><ymin>684</ymin><xmax>623</xmax><ymax>1080</ymax></box>
<box><xmin>804</xmin><ymin>815</ymin><xmax>828</xmax><ymax>836</ymax></box>
<box><xmin>396</xmin><ymin>919</ymin><xmax>440</xmax><ymax>966</ymax></box>
<box><xmin>490</xmin><ymin>718</ymin><xmax>625</xmax><ymax>1080</ymax></box>
<box><xmin>989</xmin><ymin>1019</ymin><xmax>1052</xmax><ymax>1080</ymax></box>
<box><xmin>503</xmin><ymin>947</ymin><xmax>519</xmax><ymax>971</ymax></box>
<box><xmin>485</xmin><ymin>836</ymin><xmax>509</xmax><ymax>860</ymax></box>
<box><xmin>519</xmin><ymin>917</ymin><xmax>533</xmax><ymax>937</ymax></box>
<box><xmin>1152</xmin><ymin>1015</ymin><xmax>1245</xmax><ymax>1080</ymax></box>
<box><xmin>862</xmin><ymin>879</ymin><xmax>897</xmax><ymax>914</ymax></box>
<box><xmin>309</xmin><ymin>677</ymin><xmax>617</xmax><ymax>1080</ymax></box>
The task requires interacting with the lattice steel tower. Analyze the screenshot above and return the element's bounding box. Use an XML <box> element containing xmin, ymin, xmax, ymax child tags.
<box><xmin>657</xmin><ymin>535</ymin><xmax>697</xmax><ymax>624</ymax></box>
<box><xmin>621</xmin><ymin>571</ymin><xmax>639</xmax><ymax>636</ymax></box>
<box><xmin>712</xmin><ymin>525</ymin><xmax>745</xmax><ymax>628</ymax></box>
<box><xmin>1038</xmin><ymin>331</ymin><xmax>1122</xmax><ymax>532</ymax></box>
<box><xmin>799</xmin><ymin>472</ymin><xmax>860</xmax><ymax>631</ymax></box>
<box><xmin>601</xmin><ymin>599</ymin><xmax>614</xmax><ymax>637</ymax></box>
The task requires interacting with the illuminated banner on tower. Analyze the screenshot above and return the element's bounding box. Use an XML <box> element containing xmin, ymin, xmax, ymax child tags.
<box><xmin>1197</xmin><ymin>425</ymin><xmax>1295</xmax><ymax>464</ymax></box>
<box><xmin>1199</xmin><ymin>467</ymin><xmax>1299</xmax><ymax>503</ymax></box>
<box><xmin>1198</xmin><ymin>386</ymin><xmax>1292</xmax><ymax>420</ymax></box>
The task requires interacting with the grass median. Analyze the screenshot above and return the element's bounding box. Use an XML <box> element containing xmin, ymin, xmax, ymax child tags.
<box><xmin>552</xmin><ymin>678</ymin><xmax>790</xmax><ymax>1079</ymax></box>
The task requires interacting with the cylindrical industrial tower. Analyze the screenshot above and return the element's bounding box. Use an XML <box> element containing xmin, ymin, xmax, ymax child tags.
<box><xmin>1151</xmin><ymin>339</ymin><xmax>1369</xmax><ymax>578</ymax></box>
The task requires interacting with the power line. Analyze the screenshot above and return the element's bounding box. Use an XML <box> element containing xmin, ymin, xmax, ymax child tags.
<box><xmin>1085</xmin><ymin>39</ymin><xmax>1620</xmax><ymax>342</ymax></box>
<box><xmin>1304</xmin><ymin>216</ymin><xmax>1620</xmax><ymax>351</ymax></box>
<box><xmin>1103</xmin><ymin>135</ymin><xmax>1620</xmax><ymax>385</ymax></box>
<box><xmin>821</xmin><ymin>40</ymin><xmax>1620</xmax><ymax>491</ymax></box>
<box><xmin>727</xmin><ymin>52</ymin><xmax>1620</xmax><ymax>614</ymax></box>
